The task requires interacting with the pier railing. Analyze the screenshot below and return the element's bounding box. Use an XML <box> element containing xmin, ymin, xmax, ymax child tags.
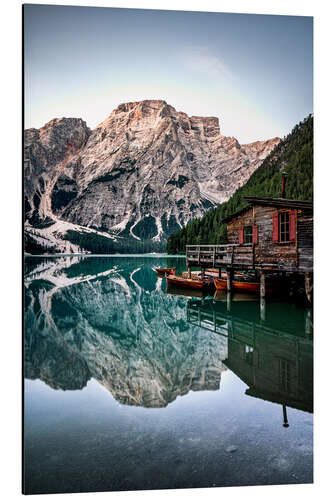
<box><xmin>186</xmin><ymin>244</ymin><xmax>255</xmax><ymax>268</ymax></box>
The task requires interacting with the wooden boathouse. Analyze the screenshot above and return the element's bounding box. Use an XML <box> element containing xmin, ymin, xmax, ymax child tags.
<box><xmin>186</xmin><ymin>191</ymin><xmax>313</xmax><ymax>301</ymax></box>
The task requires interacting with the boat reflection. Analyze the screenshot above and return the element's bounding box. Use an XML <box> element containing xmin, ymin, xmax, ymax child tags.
<box><xmin>166</xmin><ymin>283</ymin><xmax>206</xmax><ymax>298</ymax></box>
<box><xmin>187</xmin><ymin>296</ymin><xmax>313</xmax><ymax>418</ymax></box>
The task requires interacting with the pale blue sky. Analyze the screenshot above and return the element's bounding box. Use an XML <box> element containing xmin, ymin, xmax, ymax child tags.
<box><xmin>24</xmin><ymin>5</ymin><xmax>313</xmax><ymax>143</ymax></box>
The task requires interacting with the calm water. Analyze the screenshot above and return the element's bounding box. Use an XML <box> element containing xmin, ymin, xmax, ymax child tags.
<box><xmin>24</xmin><ymin>255</ymin><xmax>313</xmax><ymax>494</ymax></box>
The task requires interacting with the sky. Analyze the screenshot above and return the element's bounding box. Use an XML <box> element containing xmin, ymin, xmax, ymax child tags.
<box><xmin>24</xmin><ymin>4</ymin><xmax>313</xmax><ymax>144</ymax></box>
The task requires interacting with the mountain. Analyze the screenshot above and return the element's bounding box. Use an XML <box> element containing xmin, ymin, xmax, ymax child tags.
<box><xmin>167</xmin><ymin>114</ymin><xmax>313</xmax><ymax>254</ymax></box>
<box><xmin>24</xmin><ymin>100</ymin><xmax>280</xmax><ymax>254</ymax></box>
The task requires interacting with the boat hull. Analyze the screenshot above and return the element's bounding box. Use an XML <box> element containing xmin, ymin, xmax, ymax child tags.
<box><xmin>155</xmin><ymin>267</ymin><xmax>176</xmax><ymax>276</ymax></box>
<box><xmin>167</xmin><ymin>275</ymin><xmax>213</xmax><ymax>290</ymax></box>
<box><xmin>214</xmin><ymin>278</ymin><xmax>260</xmax><ymax>293</ymax></box>
<box><xmin>214</xmin><ymin>278</ymin><xmax>281</xmax><ymax>294</ymax></box>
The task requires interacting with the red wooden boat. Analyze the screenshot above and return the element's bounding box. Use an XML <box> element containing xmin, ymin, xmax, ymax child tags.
<box><xmin>166</xmin><ymin>274</ymin><xmax>213</xmax><ymax>290</ymax></box>
<box><xmin>214</xmin><ymin>276</ymin><xmax>280</xmax><ymax>294</ymax></box>
<box><xmin>154</xmin><ymin>267</ymin><xmax>176</xmax><ymax>276</ymax></box>
<box><xmin>214</xmin><ymin>278</ymin><xmax>260</xmax><ymax>293</ymax></box>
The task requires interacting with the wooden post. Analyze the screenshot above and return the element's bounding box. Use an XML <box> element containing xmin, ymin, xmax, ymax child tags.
<box><xmin>282</xmin><ymin>404</ymin><xmax>289</xmax><ymax>428</ymax></box>
<box><xmin>202</xmin><ymin>267</ymin><xmax>205</xmax><ymax>278</ymax></box>
<box><xmin>188</xmin><ymin>266</ymin><xmax>192</xmax><ymax>278</ymax></box>
<box><xmin>260</xmin><ymin>297</ymin><xmax>266</xmax><ymax>322</ymax></box>
<box><xmin>260</xmin><ymin>270</ymin><xmax>266</xmax><ymax>299</ymax></box>
<box><xmin>305</xmin><ymin>308</ymin><xmax>313</xmax><ymax>338</ymax></box>
<box><xmin>305</xmin><ymin>272</ymin><xmax>313</xmax><ymax>304</ymax></box>
<box><xmin>219</xmin><ymin>268</ymin><xmax>222</xmax><ymax>278</ymax></box>
<box><xmin>227</xmin><ymin>291</ymin><xmax>231</xmax><ymax>312</ymax></box>
<box><xmin>227</xmin><ymin>269</ymin><xmax>233</xmax><ymax>292</ymax></box>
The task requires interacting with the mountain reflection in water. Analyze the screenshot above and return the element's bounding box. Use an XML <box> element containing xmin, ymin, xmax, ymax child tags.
<box><xmin>24</xmin><ymin>256</ymin><xmax>313</xmax><ymax>494</ymax></box>
<box><xmin>24</xmin><ymin>256</ymin><xmax>227</xmax><ymax>407</ymax></box>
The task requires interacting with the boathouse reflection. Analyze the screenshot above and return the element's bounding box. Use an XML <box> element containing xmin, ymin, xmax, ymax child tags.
<box><xmin>186</xmin><ymin>296</ymin><xmax>313</xmax><ymax>418</ymax></box>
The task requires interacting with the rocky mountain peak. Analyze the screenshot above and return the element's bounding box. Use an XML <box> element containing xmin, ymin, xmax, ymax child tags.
<box><xmin>24</xmin><ymin>100</ymin><xmax>281</xmax><ymax>253</ymax></box>
<box><xmin>37</xmin><ymin>117</ymin><xmax>90</xmax><ymax>141</ymax></box>
<box><xmin>102</xmin><ymin>99</ymin><xmax>170</xmax><ymax>125</ymax></box>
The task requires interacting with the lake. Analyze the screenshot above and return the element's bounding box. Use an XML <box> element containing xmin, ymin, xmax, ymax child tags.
<box><xmin>23</xmin><ymin>255</ymin><xmax>313</xmax><ymax>494</ymax></box>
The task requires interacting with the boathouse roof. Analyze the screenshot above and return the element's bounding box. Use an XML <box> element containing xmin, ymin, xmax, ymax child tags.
<box><xmin>222</xmin><ymin>197</ymin><xmax>313</xmax><ymax>223</ymax></box>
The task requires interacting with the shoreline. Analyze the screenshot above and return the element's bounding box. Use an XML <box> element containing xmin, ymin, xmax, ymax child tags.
<box><xmin>24</xmin><ymin>253</ymin><xmax>186</xmax><ymax>258</ymax></box>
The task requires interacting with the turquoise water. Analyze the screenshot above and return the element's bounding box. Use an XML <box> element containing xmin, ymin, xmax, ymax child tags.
<box><xmin>24</xmin><ymin>255</ymin><xmax>313</xmax><ymax>494</ymax></box>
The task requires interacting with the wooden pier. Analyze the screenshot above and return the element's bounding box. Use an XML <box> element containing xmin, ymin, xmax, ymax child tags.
<box><xmin>187</xmin><ymin>243</ymin><xmax>256</xmax><ymax>270</ymax></box>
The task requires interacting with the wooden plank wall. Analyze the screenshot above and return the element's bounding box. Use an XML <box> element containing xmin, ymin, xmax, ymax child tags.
<box><xmin>297</xmin><ymin>211</ymin><xmax>313</xmax><ymax>272</ymax></box>
<box><xmin>227</xmin><ymin>209</ymin><xmax>255</xmax><ymax>244</ymax></box>
<box><xmin>226</xmin><ymin>205</ymin><xmax>313</xmax><ymax>272</ymax></box>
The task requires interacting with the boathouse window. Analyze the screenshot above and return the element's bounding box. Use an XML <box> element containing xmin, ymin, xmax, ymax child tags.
<box><xmin>238</xmin><ymin>225</ymin><xmax>258</xmax><ymax>244</ymax></box>
<box><xmin>280</xmin><ymin>212</ymin><xmax>290</xmax><ymax>242</ymax></box>
<box><xmin>244</xmin><ymin>226</ymin><xmax>253</xmax><ymax>243</ymax></box>
<box><xmin>273</xmin><ymin>210</ymin><xmax>296</xmax><ymax>243</ymax></box>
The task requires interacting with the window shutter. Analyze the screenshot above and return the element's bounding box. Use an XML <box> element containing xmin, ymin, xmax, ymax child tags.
<box><xmin>238</xmin><ymin>228</ymin><xmax>244</xmax><ymax>244</ymax></box>
<box><xmin>289</xmin><ymin>210</ymin><xmax>296</xmax><ymax>242</ymax></box>
<box><xmin>273</xmin><ymin>213</ymin><xmax>279</xmax><ymax>243</ymax></box>
<box><xmin>253</xmin><ymin>225</ymin><xmax>258</xmax><ymax>244</ymax></box>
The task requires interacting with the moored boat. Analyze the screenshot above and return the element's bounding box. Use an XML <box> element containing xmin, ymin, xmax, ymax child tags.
<box><xmin>154</xmin><ymin>267</ymin><xmax>176</xmax><ymax>276</ymax></box>
<box><xmin>214</xmin><ymin>276</ymin><xmax>280</xmax><ymax>294</ymax></box>
<box><xmin>166</xmin><ymin>274</ymin><xmax>214</xmax><ymax>290</ymax></box>
<box><xmin>183</xmin><ymin>269</ymin><xmax>248</xmax><ymax>280</ymax></box>
<box><xmin>214</xmin><ymin>278</ymin><xmax>260</xmax><ymax>293</ymax></box>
